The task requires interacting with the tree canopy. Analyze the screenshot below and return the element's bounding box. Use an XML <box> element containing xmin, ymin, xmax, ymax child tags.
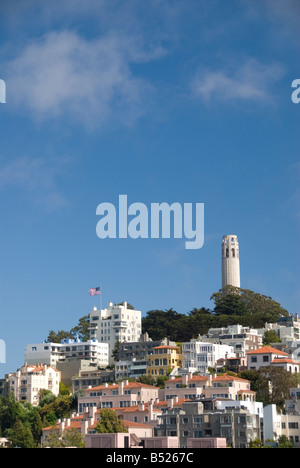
<box><xmin>141</xmin><ymin>287</ymin><xmax>289</xmax><ymax>342</ymax></box>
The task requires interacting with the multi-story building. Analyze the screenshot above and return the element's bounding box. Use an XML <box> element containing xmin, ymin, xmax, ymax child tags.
<box><xmin>78</xmin><ymin>380</ymin><xmax>159</xmax><ymax>414</ymax></box>
<box><xmin>160</xmin><ymin>373</ymin><xmax>210</xmax><ymax>401</ymax></box>
<box><xmin>203</xmin><ymin>324</ymin><xmax>262</xmax><ymax>357</ymax></box>
<box><xmin>159</xmin><ymin>373</ymin><xmax>255</xmax><ymax>403</ymax></box>
<box><xmin>115</xmin><ymin>333</ymin><xmax>173</xmax><ymax>362</ymax></box>
<box><xmin>146</xmin><ymin>345</ymin><xmax>182</xmax><ymax>377</ymax></box>
<box><xmin>89</xmin><ymin>302</ymin><xmax>142</xmax><ymax>362</ymax></box>
<box><xmin>182</xmin><ymin>340</ymin><xmax>235</xmax><ymax>374</ymax></box>
<box><xmin>285</xmin><ymin>387</ymin><xmax>300</xmax><ymax>416</ymax></box>
<box><xmin>258</xmin><ymin>315</ymin><xmax>300</xmax><ymax>344</ymax></box>
<box><xmin>8</xmin><ymin>363</ymin><xmax>60</xmax><ymax>406</ymax></box>
<box><xmin>155</xmin><ymin>399</ymin><xmax>261</xmax><ymax>448</ymax></box>
<box><xmin>72</xmin><ymin>368</ymin><xmax>115</xmax><ymax>394</ymax></box>
<box><xmin>115</xmin><ymin>359</ymin><xmax>147</xmax><ymax>380</ymax></box>
<box><xmin>247</xmin><ymin>345</ymin><xmax>290</xmax><ymax>371</ymax></box>
<box><xmin>263</xmin><ymin>404</ymin><xmax>300</xmax><ymax>446</ymax></box>
<box><xmin>25</xmin><ymin>338</ymin><xmax>109</xmax><ymax>369</ymax></box>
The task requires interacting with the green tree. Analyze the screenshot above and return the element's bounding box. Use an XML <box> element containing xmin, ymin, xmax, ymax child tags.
<box><xmin>70</xmin><ymin>315</ymin><xmax>90</xmax><ymax>342</ymax></box>
<box><xmin>263</xmin><ymin>330</ymin><xmax>281</xmax><ymax>345</ymax></box>
<box><xmin>256</xmin><ymin>367</ymin><xmax>298</xmax><ymax>410</ymax></box>
<box><xmin>277</xmin><ymin>435</ymin><xmax>294</xmax><ymax>448</ymax></box>
<box><xmin>6</xmin><ymin>420</ymin><xmax>35</xmax><ymax>448</ymax></box>
<box><xmin>111</xmin><ymin>340</ymin><xmax>121</xmax><ymax>360</ymax></box>
<box><xmin>42</xmin><ymin>428</ymin><xmax>63</xmax><ymax>448</ymax></box>
<box><xmin>95</xmin><ymin>409</ymin><xmax>128</xmax><ymax>433</ymax></box>
<box><xmin>61</xmin><ymin>428</ymin><xmax>85</xmax><ymax>448</ymax></box>
<box><xmin>137</xmin><ymin>375</ymin><xmax>156</xmax><ymax>386</ymax></box>
<box><xmin>30</xmin><ymin>411</ymin><xmax>43</xmax><ymax>447</ymax></box>
<box><xmin>249</xmin><ymin>438</ymin><xmax>263</xmax><ymax>448</ymax></box>
<box><xmin>45</xmin><ymin>330</ymin><xmax>73</xmax><ymax>343</ymax></box>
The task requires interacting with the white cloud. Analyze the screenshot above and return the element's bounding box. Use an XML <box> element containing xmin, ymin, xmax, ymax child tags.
<box><xmin>191</xmin><ymin>58</ymin><xmax>285</xmax><ymax>105</ymax></box>
<box><xmin>0</xmin><ymin>156</ymin><xmax>70</xmax><ymax>210</ymax></box>
<box><xmin>6</xmin><ymin>30</ymin><xmax>160</xmax><ymax>129</ymax></box>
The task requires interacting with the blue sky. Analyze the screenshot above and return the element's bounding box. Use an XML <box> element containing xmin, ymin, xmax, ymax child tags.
<box><xmin>0</xmin><ymin>0</ymin><xmax>299</xmax><ymax>377</ymax></box>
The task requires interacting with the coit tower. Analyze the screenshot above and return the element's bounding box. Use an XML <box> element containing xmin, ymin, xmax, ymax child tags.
<box><xmin>222</xmin><ymin>234</ymin><xmax>240</xmax><ymax>289</ymax></box>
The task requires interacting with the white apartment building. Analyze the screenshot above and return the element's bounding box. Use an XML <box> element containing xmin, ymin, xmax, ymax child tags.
<box><xmin>182</xmin><ymin>340</ymin><xmax>235</xmax><ymax>374</ymax></box>
<box><xmin>8</xmin><ymin>363</ymin><xmax>61</xmax><ymax>406</ymax></box>
<box><xmin>264</xmin><ymin>404</ymin><xmax>300</xmax><ymax>446</ymax></box>
<box><xmin>203</xmin><ymin>324</ymin><xmax>262</xmax><ymax>357</ymax></box>
<box><xmin>25</xmin><ymin>339</ymin><xmax>109</xmax><ymax>369</ymax></box>
<box><xmin>89</xmin><ymin>302</ymin><xmax>142</xmax><ymax>362</ymax></box>
<box><xmin>258</xmin><ymin>315</ymin><xmax>300</xmax><ymax>344</ymax></box>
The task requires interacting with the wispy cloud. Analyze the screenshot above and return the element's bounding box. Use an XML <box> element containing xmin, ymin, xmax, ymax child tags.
<box><xmin>191</xmin><ymin>58</ymin><xmax>285</xmax><ymax>106</ymax></box>
<box><xmin>5</xmin><ymin>30</ymin><xmax>164</xmax><ymax>129</ymax></box>
<box><xmin>0</xmin><ymin>156</ymin><xmax>70</xmax><ymax>210</ymax></box>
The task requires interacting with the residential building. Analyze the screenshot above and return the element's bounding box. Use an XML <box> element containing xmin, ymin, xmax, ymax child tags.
<box><xmin>155</xmin><ymin>400</ymin><xmax>260</xmax><ymax>448</ymax></box>
<box><xmin>285</xmin><ymin>387</ymin><xmax>300</xmax><ymax>416</ymax></box>
<box><xmin>8</xmin><ymin>363</ymin><xmax>60</xmax><ymax>406</ymax></box>
<box><xmin>247</xmin><ymin>345</ymin><xmax>290</xmax><ymax>371</ymax></box>
<box><xmin>263</xmin><ymin>404</ymin><xmax>300</xmax><ymax>447</ymax></box>
<box><xmin>160</xmin><ymin>373</ymin><xmax>210</xmax><ymax>401</ymax></box>
<box><xmin>223</xmin><ymin>355</ymin><xmax>247</xmax><ymax>374</ymax></box>
<box><xmin>42</xmin><ymin>406</ymin><xmax>153</xmax><ymax>448</ymax></box>
<box><xmin>146</xmin><ymin>345</ymin><xmax>182</xmax><ymax>377</ymax></box>
<box><xmin>78</xmin><ymin>380</ymin><xmax>159</xmax><ymax>413</ymax></box>
<box><xmin>203</xmin><ymin>324</ymin><xmax>262</xmax><ymax>357</ymax></box>
<box><xmin>72</xmin><ymin>368</ymin><xmax>115</xmax><ymax>394</ymax></box>
<box><xmin>115</xmin><ymin>333</ymin><xmax>175</xmax><ymax>361</ymax></box>
<box><xmin>182</xmin><ymin>340</ymin><xmax>235</xmax><ymax>374</ymax></box>
<box><xmin>204</xmin><ymin>374</ymin><xmax>255</xmax><ymax>401</ymax></box>
<box><xmin>159</xmin><ymin>373</ymin><xmax>255</xmax><ymax>403</ymax></box>
<box><xmin>258</xmin><ymin>314</ymin><xmax>300</xmax><ymax>344</ymax></box>
<box><xmin>115</xmin><ymin>358</ymin><xmax>147</xmax><ymax>380</ymax></box>
<box><xmin>89</xmin><ymin>302</ymin><xmax>142</xmax><ymax>362</ymax></box>
<box><xmin>115</xmin><ymin>401</ymin><xmax>162</xmax><ymax>428</ymax></box>
<box><xmin>25</xmin><ymin>338</ymin><xmax>109</xmax><ymax>369</ymax></box>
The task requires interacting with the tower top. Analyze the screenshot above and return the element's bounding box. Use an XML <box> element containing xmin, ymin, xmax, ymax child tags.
<box><xmin>222</xmin><ymin>234</ymin><xmax>240</xmax><ymax>288</ymax></box>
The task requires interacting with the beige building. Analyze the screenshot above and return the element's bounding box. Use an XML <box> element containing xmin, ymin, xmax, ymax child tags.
<box><xmin>8</xmin><ymin>363</ymin><xmax>60</xmax><ymax>406</ymax></box>
<box><xmin>159</xmin><ymin>373</ymin><xmax>255</xmax><ymax>403</ymax></box>
<box><xmin>78</xmin><ymin>380</ymin><xmax>159</xmax><ymax>413</ymax></box>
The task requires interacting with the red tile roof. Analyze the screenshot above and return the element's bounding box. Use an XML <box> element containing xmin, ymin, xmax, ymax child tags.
<box><xmin>247</xmin><ymin>346</ymin><xmax>288</xmax><ymax>356</ymax></box>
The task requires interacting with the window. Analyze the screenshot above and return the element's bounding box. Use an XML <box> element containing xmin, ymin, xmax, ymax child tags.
<box><xmin>289</xmin><ymin>422</ymin><xmax>299</xmax><ymax>429</ymax></box>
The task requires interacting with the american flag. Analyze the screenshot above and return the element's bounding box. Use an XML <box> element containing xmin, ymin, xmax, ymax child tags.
<box><xmin>89</xmin><ymin>287</ymin><xmax>101</xmax><ymax>296</ymax></box>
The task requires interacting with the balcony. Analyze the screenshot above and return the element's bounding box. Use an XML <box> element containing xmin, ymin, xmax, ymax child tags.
<box><xmin>112</xmin><ymin>321</ymin><xmax>127</xmax><ymax>328</ymax></box>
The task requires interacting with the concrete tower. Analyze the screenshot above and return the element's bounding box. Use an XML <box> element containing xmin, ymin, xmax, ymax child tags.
<box><xmin>222</xmin><ymin>234</ymin><xmax>240</xmax><ymax>289</ymax></box>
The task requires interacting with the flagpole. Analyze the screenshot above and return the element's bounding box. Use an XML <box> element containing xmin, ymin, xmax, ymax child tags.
<box><xmin>100</xmin><ymin>284</ymin><xmax>102</xmax><ymax>310</ymax></box>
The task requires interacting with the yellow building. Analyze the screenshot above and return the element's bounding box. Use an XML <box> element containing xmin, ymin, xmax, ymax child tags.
<box><xmin>146</xmin><ymin>345</ymin><xmax>182</xmax><ymax>377</ymax></box>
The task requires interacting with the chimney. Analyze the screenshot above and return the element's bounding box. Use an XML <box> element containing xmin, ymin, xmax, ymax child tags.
<box><xmin>149</xmin><ymin>400</ymin><xmax>154</xmax><ymax>420</ymax></box>
<box><xmin>118</xmin><ymin>381</ymin><xmax>124</xmax><ymax>395</ymax></box>
<box><xmin>81</xmin><ymin>420</ymin><xmax>89</xmax><ymax>436</ymax></box>
<box><xmin>182</xmin><ymin>374</ymin><xmax>188</xmax><ymax>386</ymax></box>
